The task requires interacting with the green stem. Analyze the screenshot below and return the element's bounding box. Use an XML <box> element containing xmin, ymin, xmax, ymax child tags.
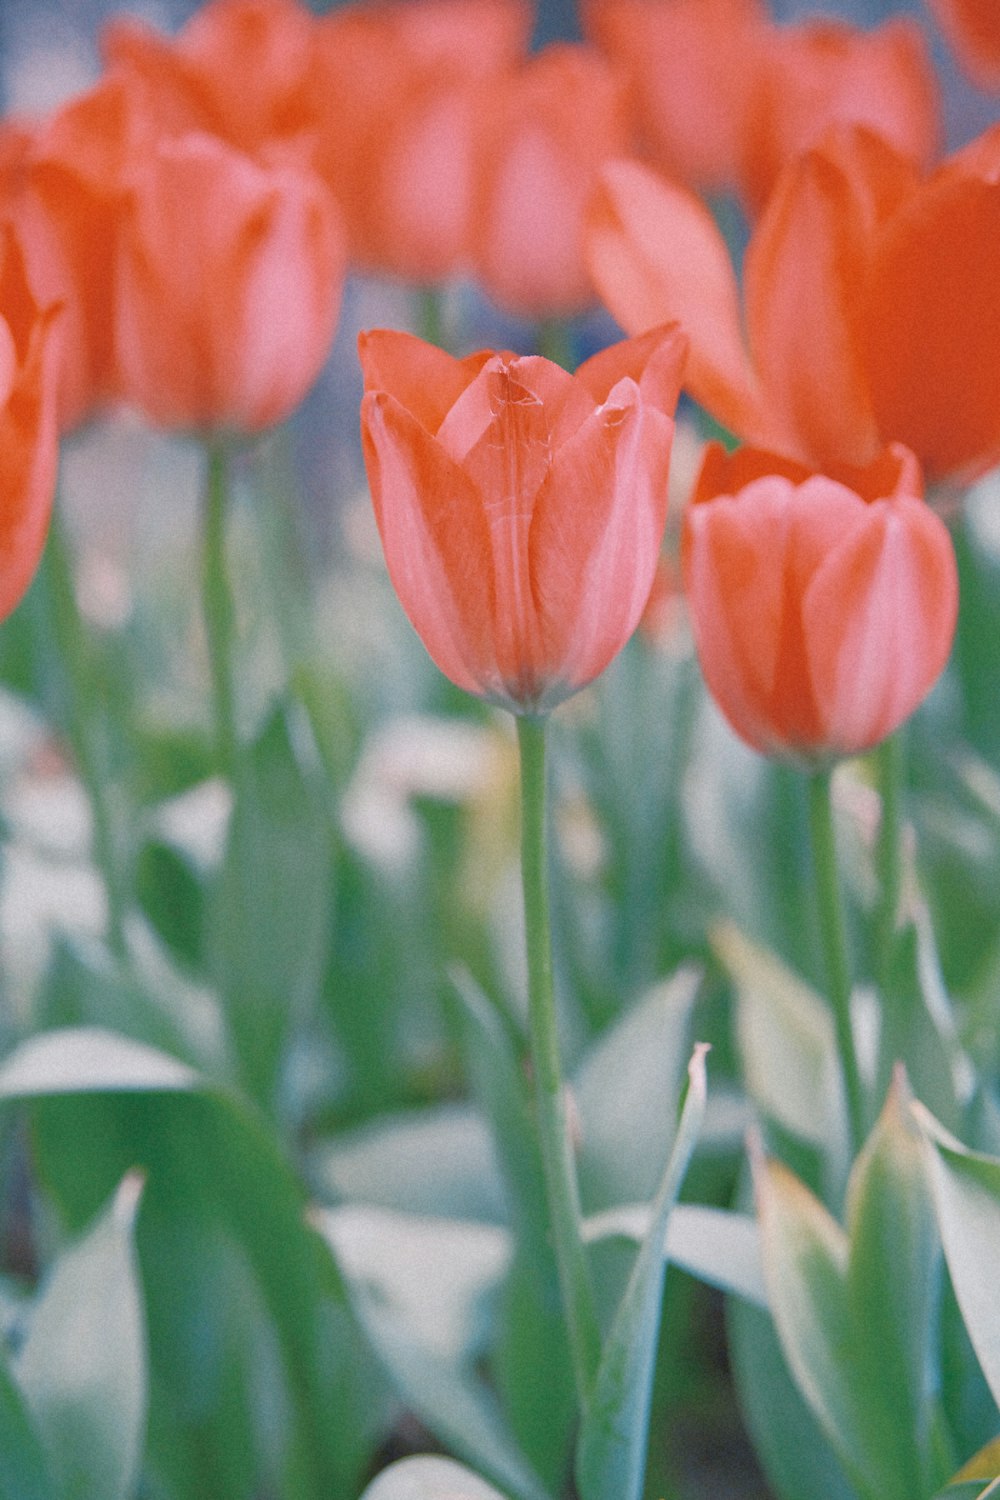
<box><xmin>874</xmin><ymin>730</ymin><xmax>904</xmax><ymax>994</ymax></box>
<box><xmin>44</xmin><ymin>506</ymin><xmax>128</xmax><ymax>958</ymax></box>
<box><xmin>808</xmin><ymin>768</ymin><xmax>866</xmax><ymax>1156</ymax></box>
<box><xmin>537</xmin><ymin>319</ymin><xmax>575</xmax><ymax>371</ymax></box>
<box><xmin>517</xmin><ymin>714</ymin><xmax>601</xmax><ymax>1408</ymax></box>
<box><xmin>202</xmin><ymin>442</ymin><xmax>238</xmax><ymax>777</ymax></box>
<box><xmin>418</xmin><ymin>285</ymin><xmax>446</xmax><ymax>350</ymax></box>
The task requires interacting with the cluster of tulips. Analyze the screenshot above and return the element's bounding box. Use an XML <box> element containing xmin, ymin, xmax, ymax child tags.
<box><xmin>0</xmin><ymin>0</ymin><xmax>999</xmax><ymax>1496</ymax></box>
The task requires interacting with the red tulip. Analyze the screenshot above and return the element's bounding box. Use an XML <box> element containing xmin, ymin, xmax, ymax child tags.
<box><xmin>114</xmin><ymin>132</ymin><xmax>345</xmax><ymax>434</ymax></box>
<box><xmin>309</xmin><ymin>0</ymin><xmax>530</xmax><ymax>282</ymax></box>
<box><xmin>926</xmin><ymin>0</ymin><xmax>1000</xmax><ymax>90</ymax></box>
<box><xmin>358</xmin><ymin>324</ymin><xmax>686</xmax><ymax>714</ymax></box>
<box><xmin>582</xmin><ymin>0</ymin><xmax>769</xmax><ymax>193</ymax></box>
<box><xmin>470</xmin><ymin>44</ymin><xmax>633</xmax><ymax>318</ymax></box>
<box><xmin>683</xmin><ymin>442</ymin><xmax>958</xmax><ymax>760</ymax></box>
<box><xmin>0</xmin><ymin>228</ymin><xmax>61</xmax><ymax>619</ymax></box>
<box><xmin>739</xmin><ymin>16</ymin><xmax>939</xmax><ymax>215</ymax></box>
<box><xmin>587</xmin><ymin>124</ymin><xmax>1000</xmax><ymax>485</ymax></box>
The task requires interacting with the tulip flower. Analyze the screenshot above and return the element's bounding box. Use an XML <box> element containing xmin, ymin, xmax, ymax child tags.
<box><xmin>739</xmin><ymin>16</ymin><xmax>939</xmax><ymax>215</ymax></box>
<box><xmin>0</xmin><ymin>228</ymin><xmax>61</xmax><ymax>619</ymax></box>
<box><xmin>682</xmin><ymin>442</ymin><xmax>958</xmax><ymax>761</ymax></box>
<box><xmin>358</xmin><ymin>323</ymin><xmax>686</xmax><ymax>715</ymax></box>
<box><xmin>587</xmin><ymin>123</ymin><xmax>1000</xmax><ymax>485</ymax></box>
<box><xmin>307</xmin><ymin>0</ymin><xmax>530</xmax><ymax>283</ymax></box>
<box><xmin>926</xmin><ymin>0</ymin><xmax>1000</xmax><ymax>90</ymax></box>
<box><xmin>469</xmin><ymin>44</ymin><xmax>633</xmax><ymax>319</ymax></box>
<box><xmin>581</xmin><ymin>0</ymin><xmax>769</xmax><ymax>193</ymax></box>
<box><xmin>114</xmin><ymin>132</ymin><xmax>345</xmax><ymax>434</ymax></box>
<box><xmin>101</xmin><ymin>0</ymin><xmax>319</xmax><ymax>156</ymax></box>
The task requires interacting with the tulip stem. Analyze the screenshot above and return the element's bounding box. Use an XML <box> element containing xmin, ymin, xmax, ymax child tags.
<box><xmin>808</xmin><ymin>768</ymin><xmax>866</xmax><ymax>1156</ymax></box>
<box><xmin>874</xmin><ymin>730</ymin><xmax>905</xmax><ymax>994</ymax></box>
<box><xmin>517</xmin><ymin>714</ymin><xmax>601</xmax><ymax>1409</ymax></box>
<box><xmin>537</xmin><ymin>319</ymin><xmax>575</xmax><ymax>371</ymax></box>
<box><xmin>202</xmin><ymin>441</ymin><xmax>238</xmax><ymax>777</ymax></box>
<box><xmin>418</xmin><ymin>286</ymin><xmax>447</xmax><ymax>350</ymax></box>
<box><xmin>42</xmin><ymin>506</ymin><xmax>128</xmax><ymax>959</ymax></box>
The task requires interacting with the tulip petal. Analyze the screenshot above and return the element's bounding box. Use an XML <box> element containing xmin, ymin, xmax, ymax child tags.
<box><xmin>587</xmin><ymin>159</ymin><xmax>766</xmax><ymax>442</ymax></box>
<box><xmin>358</xmin><ymin>329</ymin><xmax>490</xmax><ymax>437</ymax></box>
<box><xmin>0</xmin><ymin>302</ymin><xmax>60</xmax><ymax>620</ymax></box>
<box><xmin>574</xmin><ymin>321</ymin><xmax>687</xmax><ymax>415</ymax></box>
<box><xmin>530</xmin><ymin>383</ymin><xmax>674</xmax><ymax>703</ymax></box>
<box><xmin>361</xmin><ymin>391</ymin><xmax>496</xmax><ymax>698</ymax></box>
<box><xmin>803</xmin><ymin>497</ymin><xmax>957</xmax><ymax>752</ymax></box>
<box><xmin>862</xmin><ymin>168</ymin><xmax>1000</xmax><ymax>484</ymax></box>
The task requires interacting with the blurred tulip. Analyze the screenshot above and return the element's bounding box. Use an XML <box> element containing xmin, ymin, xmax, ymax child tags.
<box><xmin>102</xmin><ymin>0</ymin><xmax>319</xmax><ymax>155</ymax></box>
<box><xmin>588</xmin><ymin>124</ymin><xmax>1000</xmax><ymax>484</ymax></box>
<box><xmin>470</xmin><ymin>44</ymin><xmax>633</xmax><ymax>318</ymax></box>
<box><xmin>0</xmin><ymin>228</ymin><xmax>61</xmax><ymax>619</ymax></box>
<box><xmin>310</xmin><ymin>0</ymin><xmax>530</xmax><ymax>282</ymax></box>
<box><xmin>683</xmin><ymin>441</ymin><xmax>958</xmax><ymax>760</ymax></box>
<box><xmin>582</xmin><ymin>0</ymin><xmax>768</xmax><ymax>193</ymax></box>
<box><xmin>740</xmin><ymin>16</ymin><xmax>939</xmax><ymax>214</ymax></box>
<box><xmin>115</xmin><ymin>132</ymin><xmax>345</xmax><ymax>433</ymax></box>
<box><xmin>0</xmin><ymin>76</ymin><xmax>151</xmax><ymax>429</ymax></box>
<box><xmin>926</xmin><ymin>0</ymin><xmax>1000</xmax><ymax>90</ymax></box>
<box><xmin>358</xmin><ymin>323</ymin><xmax>686</xmax><ymax>713</ymax></box>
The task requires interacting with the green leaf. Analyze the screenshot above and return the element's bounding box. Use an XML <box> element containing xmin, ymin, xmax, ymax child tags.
<box><xmin>0</xmin><ymin>1026</ymin><xmax>375</xmax><ymax>1500</ymax></box>
<box><xmin>16</xmin><ymin>1174</ymin><xmax>146</xmax><ymax>1500</ymax></box>
<box><xmin>728</xmin><ymin>1295</ymin><xmax>860</xmax><ymax>1500</ymax></box>
<box><xmin>210</xmin><ymin>699</ymin><xmax>332</xmax><ymax>1110</ymax></box>
<box><xmin>715</xmin><ymin>922</ymin><xmax>849</xmax><ymax>1175</ymax></box>
<box><xmin>359</xmin><ymin>1455</ymin><xmax>510</xmax><ymax>1500</ymax></box>
<box><xmin>0</xmin><ymin>1351</ymin><xmax>53</xmax><ymax>1500</ymax></box>
<box><xmin>917</xmin><ymin>1104</ymin><xmax>1000</xmax><ymax>1414</ymax></box>
<box><xmin>575</xmin><ymin>1045</ymin><xmax>708</xmax><ymax>1500</ymax></box>
<box><xmin>582</xmin><ymin>1203</ymin><xmax>767</xmax><ymax>1309</ymax></box>
<box><xmin>845</xmin><ymin>1072</ymin><xmax>945</xmax><ymax>1499</ymax></box>
<box><xmin>573</xmin><ymin>967</ymin><xmax>700</xmax><ymax>1211</ymax></box>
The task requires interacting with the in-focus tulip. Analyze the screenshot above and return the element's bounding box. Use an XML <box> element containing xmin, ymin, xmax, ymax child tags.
<box><xmin>927</xmin><ymin>0</ymin><xmax>1000</xmax><ymax>90</ymax></box>
<box><xmin>683</xmin><ymin>442</ymin><xmax>958</xmax><ymax>761</ymax></box>
<box><xmin>582</xmin><ymin>0</ymin><xmax>769</xmax><ymax>193</ymax></box>
<box><xmin>470</xmin><ymin>44</ymin><xmax>633</xmax><ymax>319</ymax></box>
<box><xmin>587</xmin><ymin>123</ymin><xmax>1000</xmax><ymax>485</ymax></box>
<box><xmin>0</xmin><ymin>228</ymin><xmax>61</xmax><ymax>619</ymax></box>
<box><xmin>115</xmin><ymin>132</ymin><xmax>345</xmax><ymax>433</ymax></box>
<box><xmin>359</xmin><ymin>324</ymin><xmax>686</xmax><ymax>714</ymax></box>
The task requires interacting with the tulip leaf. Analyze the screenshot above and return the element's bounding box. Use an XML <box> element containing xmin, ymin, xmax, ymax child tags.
<box><xmin>954</xmin><ymin>1435</ymin><xmax>1000</xmax><ymax>1483</ymax></box>
<box><xmin>0</xmin><ymin>1352</ymin><xmax>53</xmax><ymax>1500</ymax></box>
<box><xmin>0</xmin><ymin>1025</ymin><xmax>378</xmax><ymax>1500</ymax></box>
<box><xmin>16</xmin><ymin>1174</ymin><xmax>146</xmax><ymax>1500</ymax></box>
<box><xmin>573</xmin><ymin>966</ymin><xmax>701</xmax><ymax>1211</ymax></box>
<box><xmin>844</xmin><ymin>1072</ymin><xmax>945</xmax><ymax>1499</ymax></box>
<box><xmin>916</xmin><ymin>1104</ymin><xmax>1000</xmax><ymax>1414</ymax></box>
<box><xmin>575</xmin><ymin>1045</ymin><xmax>708</xmax><ymax>1500</ymax></box>
<box><xmin>582</xmin><ymin>1202</ymin><xmax>767</xmax><ymax>1309</ymax></box>
<box><xmin>359</xmin><ymin>1455</ymin><xmax>510</xmax><ymax>1500</ymax></box>
<box><xmin>317</xmin><ymin>1202</ymin><xmax>547</xmax><ymax>1500</ymax></box>
<box><xmin>728</xmin><ymin>1294</ymin><xmax>860</xmax><ymax>1500</ymax></box>
<box><xmin>210</xmin><ymin>697</ymin><xmax>331</xmax><ymax>1110</ymax></box>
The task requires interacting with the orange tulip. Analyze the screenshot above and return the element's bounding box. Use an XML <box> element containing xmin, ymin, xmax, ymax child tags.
<box><xmin>926</xmin><ymin>0</ymin><xmax>1000</xmax><ymax>90</ymax></box>
<box><xmin>309</xmin><ymin>0</ymin><xmax>529</xmax><ymax>283</ymax></box>
<box><xmin>683</xmin><ymin>442</ymin><xmax>958</xmax><ymax>761</ymax></box>
<box><xmin>581</xmin><ymin>0</ymin><xmax>769</xmax><ymax>193</ymax></box>
<box><xmin>587</xmin><ymin>124</ymin><xmax>1000</xmax><ymax>485</ymax></box>
<box><xmin>470</xmin><ymin>44</ymin><xmax>633</xmax><ymax>319</ymax></box>
<box><xmin>114</xmin><ymin>132</ymin><xmax>345</xmax><ymax>434</ymax></box>
<box><xmin>0</xmin><ymin>227</ymin><xmax>61</xmax><ymax>619</ymax></box>
<box><xmin>358</xmin><ymin>323</ymin><xmax>686</xmax><ymax>714</ymax></box>
<box><xmin>739</xmin><ymin>16</ymin><xmax>939</xmax><ymax>215</ymax></box>
<box><xmin>101</xmin><ymin>0</ymin><xmax>319</xmax><ymax>156</ymax></box>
